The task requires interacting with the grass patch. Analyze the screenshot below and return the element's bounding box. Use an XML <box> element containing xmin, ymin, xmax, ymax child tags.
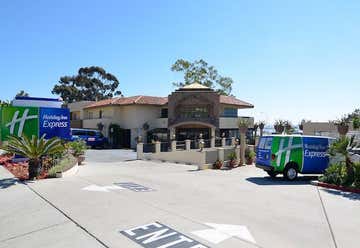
<box><xmin>47</xmin><ymin>154</ymin><xmax>77</xmax><ymax>178</ymax></box>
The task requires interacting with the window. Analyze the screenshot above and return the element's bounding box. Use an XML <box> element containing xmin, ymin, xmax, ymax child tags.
<box><xmin>87</xmin><ymin>112</ymin><xmax>93</xmax><ymax>119</ymax></box>
<box><xmin>99</xmin><ymin>110</ymin><xmax>103</xmax><ymax>118</ymax></box>
<box><xmin>258</xmin><ymin>137</ymin><xmax>266</xmax><ymax>149</ymax></box>
<box><xmin>180</xmin><ymin>106</ymin><xmax>209</xmax><ymax>118</ymax></box>
<box><xmin>222</xmin><ymin>108</ymin><xmax>237</xmax><ymax>117</ymax></box>
<box><xmin>161</xmin><ymin>108</ymin><xmax>168</xmax><ymax>118</ymax></box>
<box><xmin>264</xmin><ymin>138</ymin><xmax>272</xmax><ymax>149</ymax></box>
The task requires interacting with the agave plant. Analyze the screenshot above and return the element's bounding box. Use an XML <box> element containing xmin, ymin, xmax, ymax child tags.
<box><xmin>3</xmin><ymin>135</ymin><xmax>64</xmax><ymax>180</ymax></box>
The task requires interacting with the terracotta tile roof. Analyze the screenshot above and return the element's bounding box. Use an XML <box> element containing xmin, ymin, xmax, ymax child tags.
<box><xmin>84</xmin><ymin>95</ymin><xmax>253</xmax><ymax>109</ymax></box>
<box><xmin>84</xmin><ymin>95</ymin><xmax>168</xmax><ymax>109</ymax></box>
<box><xmin>219</xmin><ymin>95</ymin><xmax>254</xmax><ymax>108</ymax></box>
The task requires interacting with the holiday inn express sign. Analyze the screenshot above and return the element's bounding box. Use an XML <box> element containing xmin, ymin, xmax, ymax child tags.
<box><xmin>0</xmin><ymin>106</ymin><xmax>70</xmax><ymax>141</ymax></box>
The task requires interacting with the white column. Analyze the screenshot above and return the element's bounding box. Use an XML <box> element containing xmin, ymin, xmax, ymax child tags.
<box><xmin>155</xmin><ymin>141</ymin><xmax>161</xmax><ymax>154</ymax></box>
<box><xmin>137</xmin><ymin>143</ymin><xmax>143</xmax><ymax>159</ymax></box>
<box><xmin>217</xmin><ymin>147</ymin><xmax>224</xmax><ymax>161</ymax></box>
<box><xmin>231</xmin><ymin>137</ymin><xmax>236</xmax><ymax>146</ymax></box>
<box><xmin>221</xmin><ymin>137</ymin><xmax>226</xmax><ymax>147</ymax></box>
<box><xmin>235</xmin><ymin>145</ymin><xmax>240</xmax><ymax>164</ymax></box>
<box><xmin>171</xmin><ymin>140</ymin><xmax>177</xmax><ymax>151</ymax></box>
<box><xmin>185</xmin><ymin>139</ymin><xmax>191</xmax><ymax>151</ymax></box>
<box><xmin>211</xmin><ymin>137</ymin><xmax>215</xmax><ymax>148</ymax></box>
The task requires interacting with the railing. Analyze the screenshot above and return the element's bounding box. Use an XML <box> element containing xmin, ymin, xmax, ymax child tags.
<box><xmin>143</xmin><ymin>143</ymin><xmax>155</xmax><ymax>153</ymax></box>
<box><xmin>176</xmin><ymin>141</ymin><xmax>186</xmax><ymax>150</ymax></box>
<box><xmin>215</xmin><ymin>138</ymin><xmax>222</xmax><ymax>147</ymax></box>
<box><xmin>190</xmin><ymin>140</ymin><xmax>198</xmax><ymax>149</ymax></box>
<box><xmin>204</xmin><ymin>139</ymin><xmax>211</xmax><ymax>148</ymax></box>
<box><xmin>161</xmin><ymin>142</ymin><xmax>170</xmax><ymax>152</ymax></box>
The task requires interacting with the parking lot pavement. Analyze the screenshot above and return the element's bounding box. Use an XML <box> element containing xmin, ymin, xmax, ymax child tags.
<box><xmin>0</xmin><ymin>167</ymin><xmax>103</xmax><ymax>248</ymax></box>
<box><xmin>17</xmin><ymin>157</ymin><xmax>360</xmax><ymax>248</ymax></box>
<box><xmin>85</xmin><ymin>149</ymin><xmax>137</xmax><ymax>163</ymax></box>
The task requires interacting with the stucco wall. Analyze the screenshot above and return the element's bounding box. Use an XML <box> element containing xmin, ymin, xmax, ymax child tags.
<box><xmin>68</xmin><ymin>101</ymin><xmax>94</xmax><ymax>120</ymax></box>
<box><xmin>219</xmin><ymin>117</ymin><xmax>254</xmax><ymax>129</ymax></box>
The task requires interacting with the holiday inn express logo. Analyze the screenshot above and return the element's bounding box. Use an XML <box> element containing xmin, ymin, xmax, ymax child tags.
<box><xmin>1</xmin><ymin>106</ymin><xmax>39</xmax><ymax>141</ymax></box>
<box><xmin>0</xmin><ymin>106</ymin><xmax>70</xmax><ymax>141</ymax></box>
<box><xmin>6</xmin><ymin>108</ymin><xmax>38</xmax><ymax>136</ymax></box>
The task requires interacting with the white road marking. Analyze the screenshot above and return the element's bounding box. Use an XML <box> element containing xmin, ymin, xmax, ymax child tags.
<box><xmin>191</xmin><ymin>223</ymin><xmax>256</xmax><ymax>244</ymax></box>
<box><xmin>81</xmin><ymin>184</ymin><xmax>123</xmax><ymax>192</ymax></box>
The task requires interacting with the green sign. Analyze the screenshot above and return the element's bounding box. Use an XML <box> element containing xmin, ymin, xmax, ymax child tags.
<box><xmin>0</xmin><ymin>106</ymin><xmax>39</xmax><ymax>141</ymax></box>
<box><xmin>271</xmin><ymin>136</ymin><xmax>303</xmax><ymax>172</ymax></box>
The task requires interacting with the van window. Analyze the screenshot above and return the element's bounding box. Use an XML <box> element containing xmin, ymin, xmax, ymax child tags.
<box><xmin>87</xmin><ymin>131</ymin><xmax>96</xmax><ymax>137</ymax></box>
<box><xmin>258</xmin><ymin>137</ymin><xmax>266</xmax><ymax>149</ymax></box>
<box><xmin>264</xmin><ymin>138</ymin><xmax>272</xmax><ymax>149</ymax></box>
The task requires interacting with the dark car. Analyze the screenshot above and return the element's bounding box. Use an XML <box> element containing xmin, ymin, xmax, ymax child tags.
<box><xmin>70</xmin><ymin>128</ymin><xmax>108</xmax><ymax>149</ymax></box>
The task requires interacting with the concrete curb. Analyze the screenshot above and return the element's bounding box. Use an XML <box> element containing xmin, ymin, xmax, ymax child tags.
<box><xmin>62</xmin><ymin>163</ymin><xmax>79</xmax><ymax>177</ymax></box>
<box><xmin>198</xmin><ymin>164</ymin><xmax>213</xmax><ymax>170</ymax></box>
<box><xmin>311</xmin><ymin>180</ymin><xmax>360</xmax><ymax>194</ymax></box>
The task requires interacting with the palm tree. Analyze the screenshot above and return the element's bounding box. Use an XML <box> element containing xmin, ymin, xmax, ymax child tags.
<box><xmin>238</xmin><ymin>119</ymin><xmax>250</xmax><ymax>165</ymax></box>
<box><xmin>334</xmin><ymin>117</ymin><xmax>349</xmax><ymax>137</ymax></box>
<box><xmin>274</xmin><ymin>120</ymin><xmax>285</xmax><ymax>134</ymax></box>
<box><xmin>3</xmin><ymin>135</ymin><xmax>64</xmax><ymax>180</ymax></box>
<box><xmin>258</xmin><ymin>121</ymin><xmax>265</xmax><ymax>137</ymax></box>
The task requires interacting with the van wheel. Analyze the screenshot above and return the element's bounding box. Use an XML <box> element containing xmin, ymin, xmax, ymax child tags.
<box><xmin>283</xmin><ymin>164</ymin><xmax>298</xmax><ymax>181</ymax></box>
<box><xmin>267</xmin><ymin>171</ymin><xmax>278</xmax><ymax>178</ymax></box>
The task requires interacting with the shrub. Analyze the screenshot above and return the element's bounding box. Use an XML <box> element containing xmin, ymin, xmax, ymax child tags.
<box><xmin>213</xmin><ymin>160</ymin><xmax>223</xmax><ymax>169</ymax></box>
<box><xmin>354</xmin><ymin>162</ymin><xmax>360</xmax><ymax>189</ymax></box>
<box><xmin>320</xmin><ymin>163</ymin><xmax>345</xmax><ymax>186</ymax></box>
<box><xmin>228</xmin><ymin>152</ymin><xmax>236</xmax><ymax>161</ymax></box>
<box><xmin>244</xmin><ymin>148</ymin><xmax>255</xmax><ymax>165</ymax></box>
<box><xmin>47</xmin><ymin>154</ymin><xmax>77</xmax><ymax>177</ymax></box>
<box><xmin>67</xmin><ymin>140</ymin><xmax>87</xmax><ymax>157</ymax></box>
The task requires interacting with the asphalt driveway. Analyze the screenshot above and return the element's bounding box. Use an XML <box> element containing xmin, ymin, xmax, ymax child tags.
<box><xmin>85</xmin><ymin>149</ymin><xmax>137</xmax><ymax>163</ymax></box>
<box><xmin>1</xmin><ymin>151</ymin><xmax>359</xmax><ymax>248</ymax></box>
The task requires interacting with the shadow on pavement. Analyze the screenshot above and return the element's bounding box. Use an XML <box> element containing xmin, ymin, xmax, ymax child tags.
<box><xmin>320</xmin><ymin>188</ymin><xmax>360</xmax><ymax>201</ymax></box>
<box><xmin>0</xmin><ymin>177</ymin><xmax>19</xmax><ymax>189</ymax></box>
<box><xmin>246</xmin><ymin>176</ymin><xmax>318</xmax><ymax>186</ymax></box>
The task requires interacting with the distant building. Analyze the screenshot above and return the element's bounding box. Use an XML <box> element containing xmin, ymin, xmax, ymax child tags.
<box><xmin>69</xmin><ymin>83</ymin><xmax>254</xmax><ymax>148</ymax></box>
<box><xmin>303</xmin><ymin>121</ymin><xmax>359</xmax><ymax>139</ymax></box>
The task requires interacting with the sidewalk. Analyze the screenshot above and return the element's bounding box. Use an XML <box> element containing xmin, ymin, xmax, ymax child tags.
<box><xmin>0</xmin><ymin>166</ymin><xmax>104</xmax><ymax>248</ymax></box>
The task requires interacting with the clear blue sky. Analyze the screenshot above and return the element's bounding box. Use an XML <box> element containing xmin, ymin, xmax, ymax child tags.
<box><xmin>1</xmin><ymin>0</ymin><xmax>359</xmax><ymax>124</ymax></box>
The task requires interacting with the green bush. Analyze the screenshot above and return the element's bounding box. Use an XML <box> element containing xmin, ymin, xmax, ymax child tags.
<box><xmin>227</xmin><ymin>152</ymin><xmax>236</xmax><ymax>161</ymax></box>
<box><xmin>354</xmin><ymin>162</ymin><xmax>360</xmax><ymax>188</ymax></box>
<box><xmin>47</xmin><ymin>154</ymin><xmax>77</xmax><ymax>177</ymax></box>
<box><xmin>245</xmin><ymin>148</ymin><xmax>256</xmax><ymax>160</ymax></box>
<box><xmin>67</xmin><ymin>140</ymin><xmax>87</xmax><ymax>157</ymax></box>
<box><xmin>319</xmin><ymin>163</ymin><xmax>344</xmax><ymax>186</ymax></box>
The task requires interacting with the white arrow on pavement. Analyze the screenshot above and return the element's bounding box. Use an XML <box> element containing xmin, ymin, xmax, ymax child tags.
<box><xmin>82</xmin><ymin>184</ymin><xmax>123</xmax><ymax>192</ymax></box>
<box><xmin>191</xmin><ymin>222</ymin><xmax>256</xmax><ymax>244</ymax></box>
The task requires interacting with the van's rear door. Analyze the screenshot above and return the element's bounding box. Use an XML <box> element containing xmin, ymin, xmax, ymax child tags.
<box><xmin>256</xmin><ymin>137</ymin><xmax>273</xmax><ymax>168</ymax></box>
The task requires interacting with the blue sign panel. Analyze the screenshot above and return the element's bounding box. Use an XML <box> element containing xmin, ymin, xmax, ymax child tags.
<box><xmin>302</xmin><ymin>137</ymin><xmax>330</xmax><ymax>173</ymax></box>
<box><xmin>39</xmin><ymin>107</ymin><xmax>70</xmax><ymax>140</ymax></box>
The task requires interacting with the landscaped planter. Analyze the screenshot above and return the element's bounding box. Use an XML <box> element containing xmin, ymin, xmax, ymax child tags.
<box><xmin>311</xmin><ymin>181</ymin><xmax>360</xmax><ymax>194</ymax></box>
<box><xmin>77</xmin><ymin>155</ymin><xmax>85</xmax><ymax>165</ymax></box>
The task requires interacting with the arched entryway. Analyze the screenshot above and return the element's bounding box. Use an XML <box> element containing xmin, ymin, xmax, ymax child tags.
<box><xmin>170</xmin><ymin>122</ymin><xmax>216</xmax><ymax>141</ymax></box>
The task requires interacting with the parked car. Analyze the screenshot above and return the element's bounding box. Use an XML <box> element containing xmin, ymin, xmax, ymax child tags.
<box><xmin>70</xmin><ymin>128</ymin><xmax>108</xmax><ymax>149</ymax></box>
<box><xmin>256</xmin><ymin>135</ymin><xmax>335</xmax><ymax>180</ymax></box>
